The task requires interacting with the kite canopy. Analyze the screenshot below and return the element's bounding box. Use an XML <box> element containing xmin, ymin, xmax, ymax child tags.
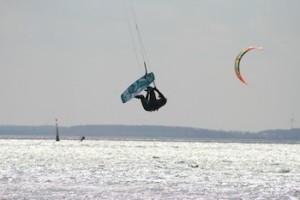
<box><xmin>234</xmin><ymin>46</ymin><xmax>263</xmax><ymax>84</ymax></box>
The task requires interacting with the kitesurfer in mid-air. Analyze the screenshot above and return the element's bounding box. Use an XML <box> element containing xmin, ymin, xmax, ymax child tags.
<box><xmin>135</xmin><ymin>86</ymin><xmax>167</xmax><ymax>112</ymax></box>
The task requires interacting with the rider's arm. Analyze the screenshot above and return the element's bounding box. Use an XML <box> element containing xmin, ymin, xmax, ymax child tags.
<box><xmin>154</xmin><ymin>87</ymin><xmax>165</xmax><ymax>98</ymax></box>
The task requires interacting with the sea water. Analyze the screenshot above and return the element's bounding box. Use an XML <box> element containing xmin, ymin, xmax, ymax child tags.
<box><xmin>0</xmin><ymin>139</ymin><xmax>299</xmax><ymax>200</ymax></box>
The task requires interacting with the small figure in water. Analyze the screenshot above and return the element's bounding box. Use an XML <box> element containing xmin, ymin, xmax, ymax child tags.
<box><xmin>135</xmin><ymin>86</ymin><xmax>167</xmax><ymax>112</ymax></box>
<box><xmin>80</xmin><ymin>136</ymin><xmax>85</xmax><ymax>142</ymax></box>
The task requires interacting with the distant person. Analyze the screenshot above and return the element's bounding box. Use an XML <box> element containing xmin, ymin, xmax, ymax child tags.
<box><xmin>80</xmin><ymin>136</ymin><xmax>85</xmax><ymax>142</ymax></box>
<box><xmin>135</xmin><ymin>86</ymin><xmax>167</xmax><ymax>112</ymax></box>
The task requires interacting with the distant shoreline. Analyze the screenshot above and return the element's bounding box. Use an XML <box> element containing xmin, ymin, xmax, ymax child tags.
<box><xmin>0</xmin><ymin>124</ymin><xmax>299</xmax><ymax>144</ymax></box>
<box><xmin>0</xmin><ymin>125</ymin><xmax>300</xmax><ymax>144</ymax></box>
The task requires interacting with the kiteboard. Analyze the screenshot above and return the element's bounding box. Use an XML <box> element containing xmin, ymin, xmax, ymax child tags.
<box><xmin>121</xmin><ymin>72</ymin><xmax>155</xmax><ymax>103</ymax></box>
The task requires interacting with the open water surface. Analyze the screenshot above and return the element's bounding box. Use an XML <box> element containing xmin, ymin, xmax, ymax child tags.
<box><xmin>0</xmin><ymin>139</ymin><xmax>299</xmax><ymax>199</ymax></box>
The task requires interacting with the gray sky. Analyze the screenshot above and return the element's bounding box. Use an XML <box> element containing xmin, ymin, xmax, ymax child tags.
<box><xmin>0</xmin><ymin>0</ymin><xmax>299</xmax><ymax>132</ymax></box>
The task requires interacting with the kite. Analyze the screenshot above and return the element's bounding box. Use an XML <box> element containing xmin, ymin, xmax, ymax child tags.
<box><xmin>234</xmin><ymin>46</ymin><xmax>263</xmax><ymax>84</ymax></box>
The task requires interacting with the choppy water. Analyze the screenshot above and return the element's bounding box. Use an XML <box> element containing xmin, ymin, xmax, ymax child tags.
<box><xmin>0</xmin><ymin>139</ymin><xmax>299</xmax><ymax>200</ymax></box>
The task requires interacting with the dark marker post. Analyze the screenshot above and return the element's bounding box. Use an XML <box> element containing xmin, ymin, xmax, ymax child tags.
<box><xmin>55</xmin><ymin>118</ymin><xmax>60</xmax><ymax>142</ymax></box>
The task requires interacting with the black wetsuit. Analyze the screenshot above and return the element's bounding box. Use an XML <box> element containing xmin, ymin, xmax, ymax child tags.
<box><xmin>136</xmin><ymin>87</ymin><xmax>167</xmax><ymax>112</ymax></box>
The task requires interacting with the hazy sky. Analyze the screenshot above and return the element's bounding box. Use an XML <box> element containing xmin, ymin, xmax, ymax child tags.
<box><xmin>1</xmin><ymin>0</ymin><xmax>299</xmax><ymax>132</ymax></box>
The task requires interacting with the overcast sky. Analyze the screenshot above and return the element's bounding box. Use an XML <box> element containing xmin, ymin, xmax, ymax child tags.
<box><xmin>0</xmin><ymin>0</ymin><xmax>299</xmax><ymax>132</ymax></box>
